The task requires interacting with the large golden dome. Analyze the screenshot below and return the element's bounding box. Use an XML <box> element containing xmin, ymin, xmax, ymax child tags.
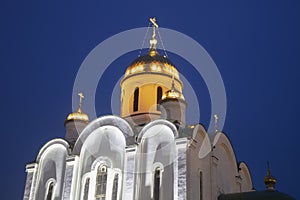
<box><xmin>125</xmin><ymin>18</ymin><xmax>180</xmax><ymax>80</ymax></box>
<box><xmin>124</xmin><ymin>52</ymin><xmax>180</xmax><ymax>80</ymax></box>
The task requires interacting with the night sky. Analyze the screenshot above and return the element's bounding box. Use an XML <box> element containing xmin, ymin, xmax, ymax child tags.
<box><xmin>1</xmin><ymin>1</ymin><xmax>299</xmax><ymax>199</ymax></box>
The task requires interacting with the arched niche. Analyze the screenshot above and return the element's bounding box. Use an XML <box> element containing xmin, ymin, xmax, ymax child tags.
<box><xmin>134</xmin><ymin>120</ymin><xmax>177</xmax><ymax>200</ymax></box>
<box><xmin>35</xmin><ymin>139</ymin><xmax>69</xmax><ymax>200</ymax></box>
<box><xmin>75</xmin><ymin>125</ymin><xmax>126</xmax><ymax>200</ymax></box>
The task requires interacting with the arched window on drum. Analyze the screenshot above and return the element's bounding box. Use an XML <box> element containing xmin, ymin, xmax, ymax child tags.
<box><xmin>133</xmin><ymin>87</ymin><xmax>139</xmax><ymax>112</ymax></box>
<box><xmin>157</xmin><ymin>86</ymin><xmax>162</xmax><ymax>110</ymax></box>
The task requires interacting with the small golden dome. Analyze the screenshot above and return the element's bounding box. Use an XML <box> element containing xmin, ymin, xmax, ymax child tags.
<box><xmin>65</xmin><ymin>92</ymin><xmax>89</xmax><ymax>123</ymax></box>
<box><xmin>161</xmin><ymin>77</ymin><xmax>185</xmax><ymax>101</ymax></box>
<box><xmin>264</xmin><ymin>162</ymin><xmax>277</xmax><ymax>190</ymax></box>
<box><xmin>162</xmin><ymin>89</ymin><xmax>185</xmax><ymax>101</ymax></box>
<box><xmin>66</xmin><ymin>109</ymin><xmax>89</xmax><ymax>122</ymax></box>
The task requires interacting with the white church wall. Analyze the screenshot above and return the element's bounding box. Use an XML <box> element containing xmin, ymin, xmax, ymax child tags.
<box><xmin>186</xmin><ymin>124</ymin><xmax>213</xmax><ymax>200</ymax></box>
<box><xmin>62</xmin><ymin>156</ymin><xmax>77</xmax><ymax>200</ymax></box>
<box><xmin>22</xmin><ymin>116</ymin><xmax>255</xmax><ymax>200</ymax></box>
<box><xmin>213</xmin><ymin>133</ymin><xmax>239</xmax><ymax>196</ymax></box>
<box><xmin>175</xmin><ymin>138</ymin><xmax>188</xmax><ymax>200</ymax></box>
<box><xmin>123</xmin><ymin>146</ymin><xmax>136</xmax><ymax>200</ymax></box>
<box><xmin>23</xmin><ymin>163</ymin><xmax>38</xmax><ymax>200</ymax></box>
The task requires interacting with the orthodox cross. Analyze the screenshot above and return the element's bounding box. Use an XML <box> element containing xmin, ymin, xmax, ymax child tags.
<box><xmin>78</xmin><ymin>92</ymin><xmax>84</xmax><ymax>113</ymax></box>
<box><xmin>149</xmin><ymin>18</ymin><xmax>158</xmax><ymax>51</ymax></box>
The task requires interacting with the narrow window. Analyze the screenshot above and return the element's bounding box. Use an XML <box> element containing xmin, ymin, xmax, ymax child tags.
<box><xmin>156</xmin><ymin>86</ymin><xmax>162</xmax><ymax>110</ymax></box>
<box><xmin>153</xmin><ymin>168</ymin><xmax>161</xmax><ymax>200</ymax></box>
<box><xmin>199</xmin><ymin>171</ymin><xmax>203</xmax><ymax>200</ymax></box>
<box><xmin>111</xmin><ymin>174</ymin><xmax>119</xmax><ymax>200</ymax></box>
<box><xmin>133</xmin><ymin>87</ymin><xmax>139</xmax><ymax>112</ymax></box>
<box><xmin>46</xmin><ymin>182</ymin><xmax>54</xmax><ymax>200</ymax></box>
<box><xmin>83</xmin><ymin>178</ymin><xmax>90</xmax><ymax>200</ymax></box>
<box><xmin>95</xmin><ymin>165</ymin><xmax>107</xmax><ymax>200</ymax></box>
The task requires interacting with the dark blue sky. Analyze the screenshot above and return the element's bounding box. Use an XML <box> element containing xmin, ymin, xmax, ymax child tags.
<box><xmin>1</xmin><ymin>0</ymin><xmax>299</xmax><ymax>199</ymax></box>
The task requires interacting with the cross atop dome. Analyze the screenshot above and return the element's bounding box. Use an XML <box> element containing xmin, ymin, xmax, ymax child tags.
<box><xmin>149</xmin><ymin>17</ymin><xmax>158</xmax><ymax>56</ymax></box>
<box><xmin>65</xmin><ymin>92</ymin><xmax>89</xmax><ymax>123</ymax></box>
<box><xmin>77</xmin><ymin>92</ymin><xmax>84</xmax><ymax>113</ymax></box>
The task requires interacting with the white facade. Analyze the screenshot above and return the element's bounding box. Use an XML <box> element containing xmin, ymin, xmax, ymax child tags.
<box><xmin>23</xmin><ymin>115</ymin><xmax>253</xmax><ymax>200</ymax></box>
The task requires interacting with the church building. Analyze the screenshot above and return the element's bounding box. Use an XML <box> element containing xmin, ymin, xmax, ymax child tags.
<box><xmin>23</xmin><ymin>18</ymin><xmax>294</xmax><ymax>200</ymax></box>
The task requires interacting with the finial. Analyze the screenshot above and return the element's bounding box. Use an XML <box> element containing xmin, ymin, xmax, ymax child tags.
<box><xmin>214</xmin><ymin>114</ymin><xmax>219</xmax><ymax>133</ymax></box>
<box><xmin>77</xmin><ymin>92</ymin><xmax>84</xmax><ymax>113</ymax></box>
<box><xmin>149</xmin><ymin>17</ymin><xmax>158</xmax><ymax>56</ymax></box>
<box><xmin>264</xmin><ymin>161</ymin><xmax>277</xmax><ymax>190</ymax></box>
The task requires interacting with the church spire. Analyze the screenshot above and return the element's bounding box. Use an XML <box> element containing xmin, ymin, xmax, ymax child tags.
<box><xmin>149</xmin><ymin>17</ymin><xmax>158</xmax><ymax>56</ymax></box>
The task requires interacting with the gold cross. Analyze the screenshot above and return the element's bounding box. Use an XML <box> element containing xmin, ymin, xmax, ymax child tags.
<box><xmin>78</xmin><ymin>92</ymin><xmax>84</xmax><ymax>113</ymax></box>
<box><xmin>149</xmin><ymin>18</ymin><xmax>159</xmax><ymax>52</ymax></box>
<box><xmin>150</xmin><ymin>17</ymin><xmax>158</xmax><ymax>28</ymax></box>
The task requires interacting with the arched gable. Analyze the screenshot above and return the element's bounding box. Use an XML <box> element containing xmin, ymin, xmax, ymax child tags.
<box><xmin>213</xmin><ymin>133</ymin><xmax>239</xmax><ymax>194</ymax></box>
<box><xmin>73</xmin><ymin>115</ymin><xmax>134</xmax><ymax>155</ymax></box>
<box><xmin>137</xmin><ymin>119</ymin><xmax>178</xmax><ymax>143</ymax></box>
<box><xmin>35</xmin><ymin>139</ymin><xmax>69</xmax><ymax>200</ymax></box>
<box><xmin>238</xmin><ymin>162</ymin><xmax>253</xmax><ymax>192</ymax></box>
<box><xmin>36</xmin><ymin>138</ymin><xmax>70</xmax><ymax>163</ymax></box>
<box><xmin>214</xmin><ymin>133</ymin><xmax>238</xmax><ymax>172</ymax></box>
<box><xmin>134</xmin><ymin>119</ymin><xmax>177</xmax><ymax>200</ymax></box>
<box><xmin>189</xmin><ymin>124</ymin><xmax>212</xmax><ymax>159</ymax></box>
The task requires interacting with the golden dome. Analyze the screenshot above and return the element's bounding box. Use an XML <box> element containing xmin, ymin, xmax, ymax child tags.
<box><xmin>124</xmin><ymin>53</ymin><xmax>180</xmax><ymax>79</ymax></box>
<box><xmin>264</xmin><ymin>162</ymin><xmax>277</xmax><ymax>190</ymax></box>
<box><xmin>66</xmin><ymin>109</ymin><xmax>89</xmax><ymax>122</ymax></box>
<box><xmin>162</xmin><ymin>89</ymin><xmax>185</xmax><ymax>101</ymax></box>
<box><xmin>161</xmin><ymin>77</ymin><xmax>185</xmax><ymax>101</ymax></box>
<box><xmin>124</xmin><ymin>18</ymin><xmax>180</xmax><ymax>80</ymax></box>
<box><xmin>65</xmin><ymin>92</ymin><xmax>89</xmax><ymax>123</ymax></box>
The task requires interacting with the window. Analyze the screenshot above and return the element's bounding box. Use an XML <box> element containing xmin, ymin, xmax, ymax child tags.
<box><xmin>95</xmin><ymin>165</ymin><xmax>107</xmax><ymax>200</ymax></box>
<box><xmin>153</xmin><ymin>168</ymin><xmax>161</xmax><ymax>200</ymax></box>
<box><xmin>199</xmin><ymin>171</ymin><xmax>203</xmax><ymax>200</ymax></box>
<box><xmin>83</xmin><ymin>178</ymin><xmax>90</xmax><ymax>200</ymax></box>
<box><xmin>111</xmin><ymin>174</ymin><xmax>119</xmax><ymax>200</ymax></box>
<box><xmin>133</xmin><ymin>87</ymin><xmax>139</xmax><ymax>112</ymax></box>
<box><xmin>157</xmin><ymin>86</ymin><xmax>162</xmax><ymax>110</ymax></box>
<box><xmin>46</xmin><ymin>182</ymin><xmax>54</xmax><ymax>200</ymax></box>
